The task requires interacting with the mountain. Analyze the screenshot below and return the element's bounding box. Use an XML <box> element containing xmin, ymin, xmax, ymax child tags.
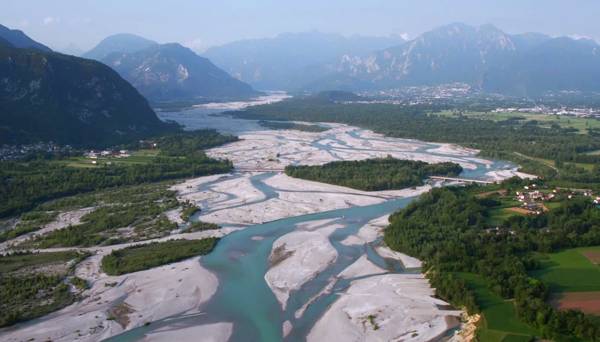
<box><xmin>510</xmin><ymin>32</ymin><xmax>551</xmax><ymax>51</ymax></box>
<box><xmin>83</xmin><ymin>33</ymin><xmax>158</xmax><ymax>60</ymax></box>
<box><xmin>0</xmin><ymin>28</ymin><xmax>174</xmax><ymax>147</ymax></box>
<box><xmin>0</xmin><ymin>24</ymin><xmax>51</xmax><ymax>52</ymax></box>
<box><xmin>203</xmin><ymin>31</ymin><xmax>406</xmax><ymax>90</ymax></box>
<box><xmin>310</xmin><ymin>23</ymin><xmax>517</xmax><ymax>91</ymax></box>
<box><xmin>306</xmin><ymin>23</ymin><xmax>600</xmax><ymax>96</ymax></box>
<box><xmin>101</xmin><ymin>43</ymin><xmax>261</xmax><ymax>102</ymax></box>
<box><xmin>0</xmin><ymin>36</ymin><xmax>12</xmax><ymax>48</ymax></box>
<box><xmin>483</xmin><ymin>37</ymin><xmax>600</xmax><ymax>96</ymax></box>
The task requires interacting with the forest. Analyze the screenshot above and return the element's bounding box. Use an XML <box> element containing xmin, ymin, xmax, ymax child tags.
<box><xmin>383</xmin><ymin>179</ymin><xmax>600</xmax><ymax>341</ymax></box>
<box><xmin>101</xmin><ymin>238</ymin><xmax>219</xmax><ymax>275</ymax></box>
<box><xmin>231</xmin><ymin>97</ymin><xmax>600</xmax><ymax>189</ymax></box>
<box><xmin>257</xmin><ymin>120</ymin><xmax>328</xmax><ymax>132</ymax></box>
<box><xmin>285</xmin><ymin>157</ymin><xmax>462</xmax><ymax>191</ymax></box>
<box><xmin>0</xmin><ymin>130</ymin><xmax>236</xmax><ymax>218</ymax></box>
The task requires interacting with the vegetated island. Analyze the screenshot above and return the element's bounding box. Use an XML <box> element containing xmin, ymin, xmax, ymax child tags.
<box><xmin>0</xmin><ymin>251</ymin><xmax>90</xmax><ymax>327</ymax></box>
<box><xmin>258</xmin><ymin>120</ymin><xmax>329</xmax><ymax>132</ymax></box>
<box><xmin>101</xmin><ymin>238</ymin><xmax>219</xmax><ymax>276</ymax></box>
<box><xmin>285</xmin><ymin>157</ymin><xmax>463</xmax><ymax>191</ymax></box>
<box><xmin>384</xmin><ymin>177</ymin><xmax>600</xmax><ymax>341</ymax></box>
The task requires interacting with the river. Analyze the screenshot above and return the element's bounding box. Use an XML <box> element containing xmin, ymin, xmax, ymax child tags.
<box><xmin>109</xmin><ymin>96</ymin><xmax>520</xmax><ymax>342</ymax></box>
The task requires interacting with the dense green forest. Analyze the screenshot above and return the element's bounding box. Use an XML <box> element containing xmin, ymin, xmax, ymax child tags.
<box><xmin>285</xmin><ymin>158</ymin><xmax>462</xmax><ymax>191</ymax></box>
<box><xmin>257</xmin><ymin>120</ymin><xmax>328</xmax><ymax>132</ymax></box>
<box><xmin>383</xmin><ymin>179</ymin><xmax>600</xmax><ymax>341</ymax></box>
<box><xmin>230</xmin><ymin>97</ymin><xmax>600</xmax><ymax>188</ymax></box>
<box><xmin>0</xmin><ymin>251</ymin><xmax>89</xmax><ymax>327</ymax></box>
<box><xmin>0</xmin><ymin>130</ymin><xmax>236</xmax><ymax>218</ymax></box>
<box><xmin>101</xmin><ymin>238</ymin><xmax>219</xmax><ymax>275</ymax></box>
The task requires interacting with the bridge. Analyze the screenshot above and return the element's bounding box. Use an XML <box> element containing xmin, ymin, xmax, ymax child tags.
<box><xmin>429</xmin><ymin>176</ymin><xmax>495</xmax><ymax>185</ymax></box>
<box><xmin>236</xmin><ymin>167</ymin><xmax>286</xmax><ymax>173</ymax></box>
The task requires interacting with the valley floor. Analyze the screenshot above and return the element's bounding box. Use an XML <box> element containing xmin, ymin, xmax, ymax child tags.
<box><xmin>0</xmin><ymin>121</ymin><xmax>530</xmax><ymax>342</ymax></box>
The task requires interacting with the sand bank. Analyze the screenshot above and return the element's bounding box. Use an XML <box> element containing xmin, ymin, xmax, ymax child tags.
<box><xmin>308</xmin><ymin>272</ymin><xmax>461</xmax><ymax>342</ymax></box>
<box><xmin>264</xmin><ymin>220</ymin><xmax>341</xmax><ymax>310</ymax></box>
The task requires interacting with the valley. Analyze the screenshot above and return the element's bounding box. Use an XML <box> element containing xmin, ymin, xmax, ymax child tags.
<box><xmin>2</xmin><ymin>7</ymin><xmax>600</xmax><ymax>341</ymax></box>
<box><xmin>0</xmin><ymin>98</ymin><xmax>528</xmax><ymax>341</ymax></box>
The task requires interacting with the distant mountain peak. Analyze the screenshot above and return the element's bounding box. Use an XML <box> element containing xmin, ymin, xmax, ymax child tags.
<box><xmin>83</xmin><ymin>33</ymin><xmax>158</xmax><ymax>60</ymax></box>
<box><xmin>203</xmin><ymin>31</ymin><xmax>406</xmax><ymax>90</ymax></box>
<box><xmin>101</xmin><ymin>42</ymin><xmax>261</xmax><ymax>102</ymax></box>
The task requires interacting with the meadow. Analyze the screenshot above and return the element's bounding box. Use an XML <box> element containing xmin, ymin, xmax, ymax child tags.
<box><xmin>456</xmin><ymin>273</ymin><xmax>539</xmax><ymax>342</ymax></box>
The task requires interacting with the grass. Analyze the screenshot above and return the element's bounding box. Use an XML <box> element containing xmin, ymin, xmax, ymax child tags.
<box><xmin>456</xmin><ymin>272</ymin><xmax>539</xmax><ymax>341</ymax></box>
<box><xmin>484</xmin><ymin>194</ymin><xmax>527</xmax><ymax>226</ymax></box>
<box><xmin>101</xmin><ymin>238</ymin><xmax>219</xmax><ymax>275</ymax></box>
<box><xmin>435</xmin><ymin>110</ymin><xmax>600</xmax><ymax>134</ymax></box>
<box><xmin>530</xmin><ymin>246</ymin><xmax>600</xmax><ymax>293</ymax></box>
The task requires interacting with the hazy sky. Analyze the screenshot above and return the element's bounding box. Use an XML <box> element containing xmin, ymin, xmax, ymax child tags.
<box><xmin>2</xmin><ymin>0</ymin><xmax>599</xmax><ymax>52</ymax></box>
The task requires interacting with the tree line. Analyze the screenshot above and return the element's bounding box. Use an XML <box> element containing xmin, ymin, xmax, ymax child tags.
<box><xmin>285</xmin><ymin>158</ymin><xmax>463</xmax><ymax>191</ymax></box>
<box><xmin>384</xmin><ymin>181</ymin><xmax>600</xmax><ymax>341</ymax></box>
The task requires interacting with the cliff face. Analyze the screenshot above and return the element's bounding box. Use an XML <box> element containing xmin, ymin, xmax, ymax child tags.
<box><xmin>0</xmin><ymin>44</ymin><xmax>174</xmax><ymax>146</ymax></box>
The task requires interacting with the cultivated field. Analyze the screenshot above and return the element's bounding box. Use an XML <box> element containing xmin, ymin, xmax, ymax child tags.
<box><xmin>532</xmin><ymin>246</ymin><xmax>600</xmax><ymax>316</ymax></box>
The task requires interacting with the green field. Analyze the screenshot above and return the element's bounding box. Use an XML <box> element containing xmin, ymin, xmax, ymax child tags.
<box><xmin>435</xmin><ymin>110</ymin><xmax>600</xmax><ymax>134</ymax></box>
<box><xmin>456</xmin><ymin>273</ymin><xmax>539</xmax><ymax>341</ymax></box>
<box><xmin>531</xmin><ymin>246</ymin><xmax>600</xmax><ymax>293</ymax></box>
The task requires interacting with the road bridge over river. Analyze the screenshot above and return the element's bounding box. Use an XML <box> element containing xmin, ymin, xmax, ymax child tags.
<box><xmin>429</xmin><ymin>176</ymin><xmax>495</xmax><ymax>185</ymax></box>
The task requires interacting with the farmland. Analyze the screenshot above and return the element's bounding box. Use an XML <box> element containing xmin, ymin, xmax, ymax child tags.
<box><xmin>532</xmin><ymin>246</ymin><xmax>600</xmax><ymax>316</ymax></box>
<box><xmin>435</xmin><ymin>110</ymin><xmax>600</xmax><ymax>134</ymax></box>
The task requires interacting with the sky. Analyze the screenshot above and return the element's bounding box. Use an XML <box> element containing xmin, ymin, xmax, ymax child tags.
<box><xmin>2</xmin><ymin>0</ymin><xmax>599</xmax><ymax>53</ymax></box>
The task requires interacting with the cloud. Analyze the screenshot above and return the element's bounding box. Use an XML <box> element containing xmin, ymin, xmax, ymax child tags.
<box><xmin>19</xmin><ymin>19</ymin><xmax>30</xmax><ymax>28</ymax></box>
<box><xmin>42</xmin><ymin>16</ymin><xmax>61</xmax><ymax>25</ymax></box>
<box><xmin>399</xmin><ymin>32</ymin><xmax>410</xmax><ymax>41</ymax></box>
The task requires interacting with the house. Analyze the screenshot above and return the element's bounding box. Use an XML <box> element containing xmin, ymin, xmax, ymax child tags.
<box><xmin>85</xmin><ymin>150</ymin><xmax>98</xmax><ymax>159</ymax></box>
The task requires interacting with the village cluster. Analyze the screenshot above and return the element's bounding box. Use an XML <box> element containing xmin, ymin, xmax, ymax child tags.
<box><xmin>84</xmin><ymin>149</ymin><xmax>131</xmax><ymax>164</ymax></box>
<box><xmin>515</xmin><ymin>184</ymin><xmax>600</xmax><ymax>215</ymax></box>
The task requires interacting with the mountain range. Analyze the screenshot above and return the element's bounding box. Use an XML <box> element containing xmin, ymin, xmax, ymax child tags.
<box><xmin>0</xmin><ymin>26</ymin><xmax>173</xmax><ymax>146</ymax></box>
<box><xmin>203</xmin><ymin>31</ymin><xmax>406</xmax><ymax>90</ymax></box>
<box><xmin>205</xmin><ymin>24</ymin><xmax>600</xmax><ymax>96</ymax></box>
<box><xmin>85</xmin><ymin>34</ymin><xmax>261</xmax><ymax>103</ymax></box>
